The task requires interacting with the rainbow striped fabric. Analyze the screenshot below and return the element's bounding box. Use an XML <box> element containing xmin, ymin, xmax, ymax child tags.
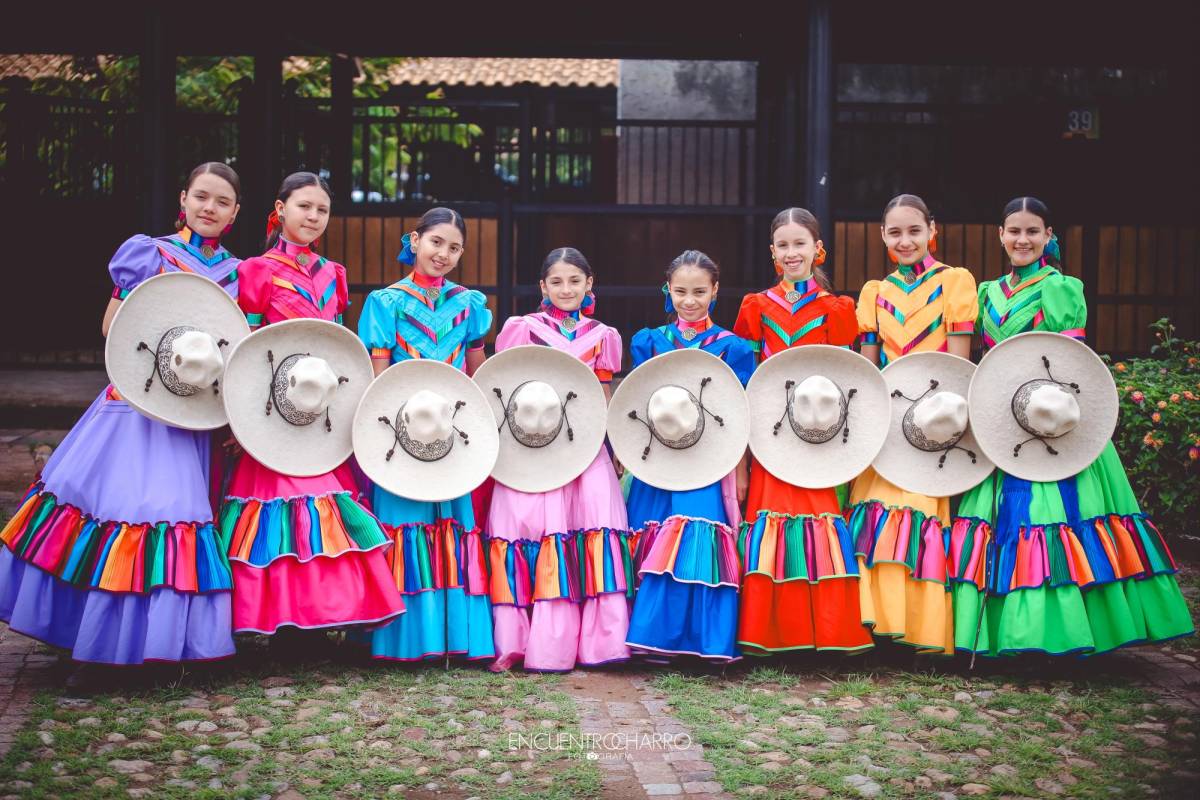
<box><xmin>219</xmin><ymin>492</ymin><xmax>390</xmax><ymax>568</ymax></box>
<box><xmin>738</xmin><ymin>512</ymin><xmax>860</xmax><ymax>582</ymax></box>
<box><xmin>846</xmin><ymin>501</ymin><xmax>950</xmax><ymax>583</ymax></box>
<box><xmin>2</xmin><ymin>483</ymin><xmax>232</xmax><ymax>593</ymax></box>
<box><xmin>487</xmin><ymin>529</ymin><xmax>636</xmax><ymax>607</ymax></box>
<box><xmin>384</xmin><ymin>518</ymin><xmax>490</xmax><ymax>596</ymax></box>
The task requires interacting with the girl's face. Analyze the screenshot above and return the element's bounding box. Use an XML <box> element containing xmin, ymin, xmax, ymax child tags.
<box><xmin>669</xmin><ymin>264</ymin><xmax>718</xmax><ymax>323</ymax></box>
<box><xmin>179</xmin><ymin>173</ymin><xmax>239</xmax><ymax>239</ymax></box>
<box><xmin>770</xmin><ymin>221</ymin><xmax>821</xmax><ymax>283</ymax></box>
<box><xmin>1000</xmin><ymin>210</ymin><xmax>1053</xmax><ymax>268</ymax></box>
<box><xmin>275</xmin><ymin>185</ymin><xmax>330</xmax><ymax>246</ymax></box>
<box><xmin>412</xmin><ymin>223</ymin><xmax>465</xmax><ymax>278</ymax></box>
<box><xmin>540</xmin><ymin>261</ymin><xmax>593</xmax><ymax>312</ymax></box>
<box><xmin>881</xmin><ymin>205</ymin><xmax>935</xmax><ymax>266</ymax></box>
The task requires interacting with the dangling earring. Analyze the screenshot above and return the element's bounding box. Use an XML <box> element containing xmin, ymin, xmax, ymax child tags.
<box><xmin>773</xmin><ymin>259</ymin><xmax>784</xmax><ymax>276</ymax></box>
<box><xmin>813</xmin><ymin>246</ymin><xmax>827</xmax><ymax>266</ymax></box>
<box><xmin>888</xmin><ymin>249</ymin><xmax>900</xmax><ymax>264</ymax></box>
<box><xmin>222</xmin><ymin>223</ymin><xmax>233</xmax><ymax>237</ymax></box>
<box><xmin>661</xmin><ymin>283</ymin><xmax>676</xmax><ymax>314</ymax></box>
<box><xmin>928</xmin><ymin>232</ymin><xmax>938</xmax><ymax>254</ymax></box>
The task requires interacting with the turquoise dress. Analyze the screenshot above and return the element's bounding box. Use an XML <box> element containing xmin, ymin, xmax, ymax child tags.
<box><xmin>357</xmin><ymin>275</ymin><xmax>495</xmax><ymax>661</ymax></box>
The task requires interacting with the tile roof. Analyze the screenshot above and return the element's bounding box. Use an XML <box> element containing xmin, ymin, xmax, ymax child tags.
<box><xmin>381</xmin><ymin>58</ymin><xmax>618</xmax><ymax>88</ymax></box>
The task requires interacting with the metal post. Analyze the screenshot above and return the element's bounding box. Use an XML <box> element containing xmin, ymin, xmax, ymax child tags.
<box><xmin>804</xmin><ymin>0</ymin><xmax>835</xmax><ymax>263</ymax></box>
<box><xmin>331</xmin><ymin>55</ymin><xmax>355</xmax><ymax>209</ymax></box>
<box><xmin>497</xmin><ymin>193</ymin><xmax>515</xmax><ymax>330</ymax></box>
<box><xmin>140</xmin><ymin>9</ymin><xmax>175</xmax><ymax>232</ymax></box>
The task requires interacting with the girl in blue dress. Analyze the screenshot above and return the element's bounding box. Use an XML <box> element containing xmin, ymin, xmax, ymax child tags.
<box><xmin>624</xmin><ymin>250</ymin><xmax>756</xmax><ymax>661</ymax></box>
<box><xmin>356</xmin><ymin>207</ymin><xmax>495</xmax><ymax>661</ymax></box>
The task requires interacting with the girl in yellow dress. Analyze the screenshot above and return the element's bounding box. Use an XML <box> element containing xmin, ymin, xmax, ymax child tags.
<box><xmin>847</xmin><ymin>194</ymin><xmax>978</xmax><ymax>654</ymax></box>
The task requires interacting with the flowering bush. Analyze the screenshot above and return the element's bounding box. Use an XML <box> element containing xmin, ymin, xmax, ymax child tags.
<box><xmin>1107</xmin><ymin>319</ymin><xmax>1200</xmax><ymax>540</ymax></box>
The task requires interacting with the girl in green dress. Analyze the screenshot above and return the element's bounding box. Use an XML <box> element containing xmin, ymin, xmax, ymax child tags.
<box><xmin>949</xmin><ymin>196</ymin><xmax>1194</xmax><ymax>656</ymax></box>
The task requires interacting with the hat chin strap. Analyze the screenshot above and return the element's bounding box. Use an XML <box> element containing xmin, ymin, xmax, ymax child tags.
<box><xmin>264</xmin><ymin>350</ymin><xmax>349</xmax><ymax>432</ymax></box>
<box><xmin>136</xmin><ymin>326</ymin><xmax>229</xmax><ymax>397</ymax></box>
<box><xmin>627</xmin><ymin>377</ymin><xmax>724</xmax><ymax>461</ymax></box>
<box><xmin>378</xmin><ymin>399</ymin><xmax>469</xmax><ymax>463</ymax></box>
<box><xmin>892</xmin><ymin>378</ymin><xmax>977</xmax><ymax>469</ymax></box>
<box><xmin>1010</xmin><ymin>355</ymin><xmax>1081</xmax><ymax>459</ymax></box>
<box><xmin>775</xmin><ymin>379</ymin><xmax>856</xmax><ymax>445</ymax></box>
<box><xmin>493</xmin><ymin>382</ymin><xmax>578</xmax><ymax>449</ymax></box>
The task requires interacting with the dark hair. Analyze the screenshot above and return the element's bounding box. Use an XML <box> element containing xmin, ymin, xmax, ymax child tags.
<box><xmin>1002</xmin><ymin>196</ymin><xmax>1051</xmax><ymax>228</ymax></box>
<box><xmin>664</xmin><ymin>250</ymin><xmax>720</xmax><ymax>322</ymax></box>
<box><xmin>265</xmin><ymin>171</ymin><xmax>332</xmax><ymax>250</ymax></box>
<box><xmin>882</xmin><ymin>193</ymin><xmax>933</xmax><ymax>226</ymax></box>
<box><xmin>666</xmin><ymin>249</ymin><xmax>720</xmax><ymax>284</ymax></box>
<box><xmin>415</xmin><ymin>206</ymin><xmax>467</xmax><ymax>240</ymax></box>
<box><xmin>1002</xmin><ymin>196</ymin><xmax>1058</xmax><ymax>266</ymax></box>
<box><xmin>540</xmin><ymin>247</ymin><xmax>593</xmax><ymax>280</ymax></box>
<box><xmin>176</xmin><ymin>162</ymin><xmax>242</xmax><ymax>231</ymax></box>
<box><xmin>770</xmin><ymin>207</ymin><xmax>834</xmax><ymax>292</ymax></box>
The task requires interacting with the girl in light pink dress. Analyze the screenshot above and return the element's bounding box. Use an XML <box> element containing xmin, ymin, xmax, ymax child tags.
<box><xmin>486</xmin><ymin>248</ymin><xmax>633</xmax><ymax>671</ymax></box>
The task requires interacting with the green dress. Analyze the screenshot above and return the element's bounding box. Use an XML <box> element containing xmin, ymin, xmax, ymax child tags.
<box><xmin>949</xmin><ymin>259</ymin><xmax>1194</xmax><ymax>656</ymax></box>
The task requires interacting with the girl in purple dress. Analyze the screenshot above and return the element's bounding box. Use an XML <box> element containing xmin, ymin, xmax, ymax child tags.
<box><xmin>0</xmin><ymin>162</ymin><xmax>242</xmax><ymax>670</ymax></box>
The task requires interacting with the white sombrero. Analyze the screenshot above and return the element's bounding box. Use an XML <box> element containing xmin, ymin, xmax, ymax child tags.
<box><xmin>472</xmin><ymin>345</ymin><xmax>607</xmax><ymax>493</ymax></box>
<box><xmin>353</xmin><ymin>360</ymin><xmax>499</xmax><ymax>502</ymax></box>
<box><xmin>746</xmin><ymin>345</ymin><xmax>890</xmax><ymax>489</ymax></box>
<box><xmin>106</xmin><ymin>272</ymin><xmax>250</xmax><ymax>430</ymax></box>
<box><xmin>223</xmin><ymin>319</ymin><xmax>373</xmax><ymax>476</ymax></box>
<box><xmin>607</xmin><ymin>349</ymin><xmax>749</xmax><ymax>492</ymax></box>
<box><xmin>968</xmin><ymin>331</ymin><xmax>1117</xmax><ymax>482</ymax></box>
<box><xmin>872</xmin><ymin>352</ymin><xmax>995</xmax><ymax>496</ymax></box>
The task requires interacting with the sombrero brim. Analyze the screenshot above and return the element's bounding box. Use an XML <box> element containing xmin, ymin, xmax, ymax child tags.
<box><xmin>607</xmin><ymin>349</ymin><xmax>749</xmax><ymax>492</ymax></box>
<box><xmin>746</xmin><ymin>345</ymin><xmax>890</xmax><ymax>489</ymax></box>
<box><xmin>472</xmin><ymin>345</ymin><xmax>607</xmax><ymax>493</ymax></box>
<box><xmin>968</xmin><ymin>331</ymin><xmax>1117</xmax><ymax>482</ymax></box>
<box><xmin>353</xmin><ymin>360</ymin><xmax>499</xmax><ymax>502</ymax></box>
<box><xmin>106</xmin><ymin>272</ymin><xmax>250</xmax><ymax>431</ymax></box>
<box><xmin>872</xmin><ymin>352</ymin><xmax>995</xmax><ymax>497</ymax></box>
<box><xmin>223</xmin><ymin>319</ymin><xmax>373</xmax><ymax>477</ymax></box>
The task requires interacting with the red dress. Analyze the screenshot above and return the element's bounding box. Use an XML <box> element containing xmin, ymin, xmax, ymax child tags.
<box><xmin>732</xmin><ymin>276</ymin><xmax>873</xmax><ymax>653</ymax></box>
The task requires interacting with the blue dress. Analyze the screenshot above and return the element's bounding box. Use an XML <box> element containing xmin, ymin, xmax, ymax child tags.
<box><xmin>357</xmin><ymin>275</ymin><xmax>496</xmax><ymax>661</ymax></box>
<box><xmin>624</xmin><ymin>319</ymin><xmax>756</xmax><ymax>661</ymax></box>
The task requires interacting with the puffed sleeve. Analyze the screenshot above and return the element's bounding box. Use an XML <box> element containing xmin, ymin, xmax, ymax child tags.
<box><xmin>941</xmin><ymin>267</ymin><xmax>978</xmax><ymax>336</ymax></box>
<box><xmin>358</xmin><ymin>289</ymin><xmax>398</xmax><ymax>360</ymax></box>
<box><xmin>976</xmin><ymin>280</ymin><xmax>991</xmax><ymax>333</ymax></box>
<box><xmin>732</xmin><ymin>293</ymin><xmax>763</xmax><ymax>357</ymax></box>
<box><xmin>856</xmin><ymin>280</ymin><xmax>881</xmax><ymax>347</ymax></box>
<box><xmin>236</xmin><ymin>258</ymin><xmax>271</xmax><ymax>330</ymax></box>
<box><xmin>334</xmin><ymin>263</ymin><xmax>350</xmax><ymax>325</ymax></box>
<box><xmin>594</xmin><ymin>325</ymin><xmax>624</xmax><ymax>383</ymax></box>
<box><xmin>1040</xmin><ymin>273</ymin><xmax>1088</xmax><ymax>340</ymax></box>
<box><xmin>494</xmin><ymin>315</ymin><xmax>531</xmax><ymax>353</ymax></box>
<box><xmin>464</xmin><ymin>290</ymin><xmax>494</xmax><ymax>349</ymax></box>
<box><xmin>108</xmin><ymin>234</ymin><xmax>163</xmax><ymax>299</ymax></box>
<box><xmin>723</xmin><ymin>336</ymin><xmax>758</xmax><ymax>387</ymax></box>
<box><xmin>824</xmin><ymin>294</ymin><xmax>859</xmax><ymax>347</ymax></box>
<box><xmin>630</xmin><ymin>328</ymin><xmax>655</xmax><ymax>369</ymax></box>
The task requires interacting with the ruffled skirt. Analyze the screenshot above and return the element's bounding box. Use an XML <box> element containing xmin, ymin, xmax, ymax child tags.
<box><xmin>950</xmin><ymin>442</ymin><xmax>1193</xmax><ymax>656</ymax></box>
<box><xmin>846</xmin><ymin>466</ymin><xmax>954</xmax><ymax>654</ymax></box>
<box><xmin>219</xmin><ymin>455</ymin><xmax>404</xmax><ymax>633</ymax></box>
<box><xmin>0</xmin><ymin>390</ymin><xmax>234</xmax><ymax>663</ymax></box>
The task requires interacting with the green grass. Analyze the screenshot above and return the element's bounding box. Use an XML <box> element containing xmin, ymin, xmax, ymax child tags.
<box><xmin>0</xmin><ymin>639</ymin><xmax>601</xmax><ymax>800</ymax></box>
<box><xmin>652</xmin><ymin>662</ymin><xmax>1199</xmax><ymax>799</ymax></box>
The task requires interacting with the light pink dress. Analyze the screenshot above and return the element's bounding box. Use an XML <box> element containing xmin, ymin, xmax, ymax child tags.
<box><xmin>486</xmin><ymin>308</ymin><xmax>632</xmax><ymax>671</ymax></box>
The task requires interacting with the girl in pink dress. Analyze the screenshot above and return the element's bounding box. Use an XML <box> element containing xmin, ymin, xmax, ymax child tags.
<box><xmin>485</xmin><ymin>248</ymin><xmax>634</xmax><ymax>671</ymax></box>
<box><xmin>219</xmin><ymin>172</ymin><xmax>404</xmax><ymax>637</ymax></box>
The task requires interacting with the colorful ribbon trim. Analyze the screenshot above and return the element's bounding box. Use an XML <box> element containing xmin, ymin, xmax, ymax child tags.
<box><xmin>635</xmin><ymin>515</ymin><xmax>740</xmax><ymax>588</ymax></box>
<box><xmin>738</xmin><ymin>511</ymin><xmax>858</xmax><ymax>582</ymax></box>
<box><xmin>846</xmin><ymin>501</ymin><xmax>949</xmax><ymax>583</ymax></box>
<box><xmin>385</xmin><ymin>519</ymin><xmax>489</xmax><ymax>596</ymax></box>
<box><xmin>2</xmin><ymin>483</ymin><xmax>231</xmax><ymax>594</ymax></box>
<box><xmin>219</xmin><ymin>492</ymin><xmax>390</xmax><ymax>568</ymax></box>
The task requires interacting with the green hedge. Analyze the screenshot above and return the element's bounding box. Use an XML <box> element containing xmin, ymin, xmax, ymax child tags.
<box><xmin>1107</xmin><ymin>319</ymin><xmax>1200</xmax><ymax>540</ymax></box>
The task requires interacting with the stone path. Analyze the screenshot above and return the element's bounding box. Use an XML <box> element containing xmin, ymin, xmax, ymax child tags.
<box><xmin>565</xmin><ymin>671</ymin><xmax>732</xmax><ymax>799</ymax></box>
<box><xmin>0</xmin><ymin>623</ymin><xmax>58</xmax><ymax>759</ymax></box>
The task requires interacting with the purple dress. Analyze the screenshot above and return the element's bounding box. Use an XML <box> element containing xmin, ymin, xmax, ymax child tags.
<box><xmin>0</xmin><ymin>229</ymin><xmax>240</xmax><ymax>664</ymax></box>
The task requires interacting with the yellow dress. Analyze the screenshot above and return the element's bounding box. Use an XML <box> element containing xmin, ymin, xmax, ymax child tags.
<box><xmin>848</xmin><ymin>254</ymin><xmax>977</xmax><ymax>654</ymax></box>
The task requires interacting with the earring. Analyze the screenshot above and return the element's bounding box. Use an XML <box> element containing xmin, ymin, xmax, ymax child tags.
<box><xmin>814</xmin><ymin>246</ymin><xmax>827</xmax><ymax>266</ymax></box>
<box><xmin>773</xmin><ymin>260</ymin><xmax>783</xmax><ymax>276</ymax></box>
<box><xmin>928</xmin><ymin>232</ymin><xmax>938</xmax><ymax>254</ymax></box>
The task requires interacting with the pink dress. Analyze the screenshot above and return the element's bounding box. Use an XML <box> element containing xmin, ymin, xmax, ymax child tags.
<box><xmin>485</xmin><ymin>307</ymin><xmax>634</xmax><ymax>671</ymax></box>
<box><xmin>219</xmin><ymin>238</ymin><xmax>405</xmax><ymax>633</ymax></box>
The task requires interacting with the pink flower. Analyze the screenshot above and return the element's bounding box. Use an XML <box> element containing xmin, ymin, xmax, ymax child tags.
<box><xmin>1152</xmin><ymin>412</ymin><xmax>1162</xmax><ymax>423</ymax></box>
<box><xmin>1191</xmin><ymin>447</ymin><xmax>1199</xmax><ymax>462</ymax></box>
<box><xmin>1131</xmin><ymin>391</ymin><xmax>1145</xmax><ymax>404</ymax></box>
<box><xmin>1158</xmin><ymin>400</ymin><xmax>1168</xmax><ymax>409</ymax></box>
<box><xmin>1171</xmin><ymin>394</ymin><xmax>1181</xmax><ymax>403</ymax></box>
